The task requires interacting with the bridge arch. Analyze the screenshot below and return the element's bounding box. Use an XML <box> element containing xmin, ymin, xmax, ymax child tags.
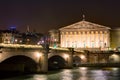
<box><xmin>48</xmin><ymin>55</ymin><xmax>66</xmax><ymax>70</ymax></box>
<box><xmin>0</xmin><ymin>55</ymin><xmax>38</xmax><ymax>73</ymax></box>
<box><xmin>73</xmin><ymin>56</ymin><xmax>81</xmax><ymax>66</ymax></box>
<box><xmin>0</xmin><ymin>51</ymin><xmax>43</xmax><ymax>63</ymax></box>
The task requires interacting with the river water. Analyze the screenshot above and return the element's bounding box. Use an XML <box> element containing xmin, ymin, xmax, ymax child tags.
<box><xmin>1</xmin><ymin>67</ymin><xmax>120</xmax><ymax>80</ymax></box>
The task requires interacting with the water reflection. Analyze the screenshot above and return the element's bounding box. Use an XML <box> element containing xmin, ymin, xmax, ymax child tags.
<box><xmin>60</xmin><ymin>69</ymin><xmax>73</xmax><ymax>80</ymax></box>
<box><xmin>78</xmin><ymin>67</ymin><xmax>89</xmax><ymax>80</ymax></box>
<box><xmin>1</xmin><ymin>67</ymin><xmax>120</xmax><ymax>80</ymax></box>
<box><xmin>79</xmin><ymin>67</ymin><xmax>88</xmax><ymax>76</ymax></box>
<box><xmin>33</xmin><ymin>75</ymin><xmax>47</xmax><ymax>80</ymax></box>
<box><xmin>91</xmin><ymin>70</ymin><xmax>108</xmax><ymax>80</ymax></box>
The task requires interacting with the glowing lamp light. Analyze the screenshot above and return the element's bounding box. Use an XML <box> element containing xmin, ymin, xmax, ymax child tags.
<box><xmin>36</xmin><ymin>52</ymin><xmax>42</xmax><ymax>58</ymax></box>
<box><xmin>64</xmin><ymin>54</ymin><xmax>69</xmax><ymax>59</ymax></box>
<box><xmin>15</xmin><ymin>39</ymin><xmax>18</xmax><ymax>42</ymax></box>
<box><xmin>37</xmin><ymin>42</ymin><xmax>40</xmax><ymax>45</ymax></box>
<box><xmin>54</xmin><ymin>39</ymin><xmax>57</xmax><ymax>41</ymax></box>
<box><xmin>80</xmin><ymin>55</ymin><xmax>85</xmax><ymax>59</ymax></box>
<box><xmin>64</xmin><ymin>54</ymin><xmax>69</xmax><ymax>64</ymax></box>
<box><xmin>111</xmin><ymin>54</ymin><xmax>119</xmax><ymax>58</ymax></box>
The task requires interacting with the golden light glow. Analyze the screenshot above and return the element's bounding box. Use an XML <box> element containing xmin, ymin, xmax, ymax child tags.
<box><xmin>80</xmin><ymin>55</ymin><xmax>86</xmax><ymax>59</ymax></box>
<box><xmin>110</xmin><ymin>54</ymin><xmax>120</xmax><ymax>62</ymax></box>
<box><xmin>64</xmin><ymin>54</ymin><xmax>69</xmax><ymax>59</ymax></box>
<box><xmin>36</xmin><ymin>52</ymin><xmax>42</xmax><ymax>58</ymax></box>
<box><xmin>0</xmin><ymin>43</ymin><xmax>42</xmax><ymax>48</ymax></box>
<box><xmin>0</xmin><ymin>43</ymin><xmax>69</xmax><ymax>51</ymax></box>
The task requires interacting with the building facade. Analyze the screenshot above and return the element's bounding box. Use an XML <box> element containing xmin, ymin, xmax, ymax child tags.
<box><xmin>0</xmin><ymin>28</ymin><xmax>42</xmax><ymax>45</ymax></box>
<box><xmin>59</xmin><ymin>20</ymin><xmax>111</xmax><ymax>49</ymax></box>
<box><xmin>0</xmin><ymin>30</ymin><xmax>20</xmax><ymax>44</ymax></box>
<box><xmin>110</xmin><ymin>28</ymin><xmax>120</xmax><ymax>49</ymax></box>
<box><xmin>49</xmin><ymin>29</ymin><xmax>60</xmax><ymax>47</ymax></box>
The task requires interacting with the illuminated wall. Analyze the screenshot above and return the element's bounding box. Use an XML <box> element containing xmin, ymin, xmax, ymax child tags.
<box><xmin>60</xmin><ymin>31</ymin><xmax>110</xmax><ymax>48</ymax></box>
<box><xmin>2</xmin><ymin>33</ymin><xmax>13</xmax><ymax>44</ymax></box>
<box><xmin>110</xmin><ymin>29</ymin><xmax>120</xmax><ymax>49</ymax></box>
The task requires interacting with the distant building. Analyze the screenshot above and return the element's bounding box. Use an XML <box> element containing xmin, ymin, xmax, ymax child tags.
<box><xmin>59</xmin><ymin>20</ymin><xmax>110</xmax><ymax>50</ymax></box>
<box><xmin>0</xmin><ymin>26</ymin><xmax>43</xmax><ymax>45</ymax></box>
<box><xmin>0</xmin><ymin>29</ymin><xmax>20</xmax><ymax>44</ymax></box>
<box><xmin>21</xmin><ymin>26</ymin><xmax>43</xmax><ymax>45</ymax></box>
<box><xmin>49</xmin><ymin>29</ymin><xmax>60</xmax><ymax>47</ymax></box>
<box><xmin>22</xmin><ymin>32</ymin><xmax>43</xmax><ymax>45</ymax></box>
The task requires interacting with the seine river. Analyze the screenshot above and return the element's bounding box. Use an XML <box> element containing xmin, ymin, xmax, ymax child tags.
<box><xmin>1</xmin><ymin>67</ymin><xmax>120</xmax><ymax>80</ymax></box>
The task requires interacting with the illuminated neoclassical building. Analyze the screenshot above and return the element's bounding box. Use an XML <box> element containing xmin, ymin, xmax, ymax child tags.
<box><xmin>59</xmin><ymin>20</ymin><xmax>111</xmax><ymax>49</ymax></box>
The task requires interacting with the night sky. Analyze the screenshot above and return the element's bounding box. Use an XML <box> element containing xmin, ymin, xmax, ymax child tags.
<box><xmin>0</xmin><ymin>0</ymin><xmax>120</xmax><ymax>33</ymax></box>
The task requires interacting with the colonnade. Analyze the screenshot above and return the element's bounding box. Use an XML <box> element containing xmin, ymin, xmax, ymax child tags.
<box><xmin>60</xmin><ymin>30</ymin><xmax>110</xmax><ymax>48</ymax></box>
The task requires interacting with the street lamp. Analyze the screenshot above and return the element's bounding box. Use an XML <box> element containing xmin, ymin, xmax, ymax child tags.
<box><xmin>15</xmin><ymin>39</ymin><xmax>18</xmax><ymax>44</ymax></box>
<box><xmin>53</xmin><ymin>39</ymin><xmax>57</xmax><ymax>48</ymax></box>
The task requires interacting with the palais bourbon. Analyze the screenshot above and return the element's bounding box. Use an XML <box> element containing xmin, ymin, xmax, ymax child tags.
<box><xmin>59</xmin><ymin>20</ymin><xmax>110</xmax><ymax>50</ymax></box>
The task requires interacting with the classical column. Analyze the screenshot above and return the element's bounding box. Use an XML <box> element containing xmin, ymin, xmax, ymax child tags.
<box><xmin>104</xmin><ymin>31</ymin><xmax>107</xmax><ymax>48</ymax></box>
<box><xmin>62</xmin><ymin>32</ymin><xmax>65</xmax><ymax>47</ymax></box>
<box><xmin>74</xmin><ymin>32</ymin><xmax>77</xmax><ymax>48</ymax></box>
<box><xmin>84</xmin><ymin>31</ymin><xmax>87</xmax><ymax>48</ymax></box>
<box><xmin>108</xmin><ymin>31</ymin><xmax>110</xmax><ymax>48</ymax></box>
<box><xmin>69</xmin><ymin>32</ymin><xmax>72</xmax><ymax>47</ymax></box>
<box><xmin>99</xmin><ymin>31</ymin><xmax>103</xmax><ymax>48</ymax></box>
<box><xmin>68</xmin><ymin>32</ymin><xmax>70</xmax><ymax>47</ymax></box>
<box><xmin>71</xmin><ymin>32</ymin><xmax>74</xmax><ymax>47</ymax></box>
<box><xmin>86</xmin><ymin>31</ymin><xmax>90</xmax><ymax>48</ymax></box>
<box><xmin>101</xmin><ymin>31</ymin><xmax>104</xmax><ymax>48</ymax></box>
<box><xmin>90</xmin><ymin>31</ymin><xmax>94</xmax><ymax>48</ymax></box>
<box><xmin>60</xmin><ymin>33</ymin><xmax>63</xmax><ymax>47</ymax></box>
<box><xmin>82</xmin><ymin>31</ymin><xmax>86</xmax><ymax>48</ymax></box>
<box><xmin>78</xmin><ymin>32</ymin><xmax>81</xmax><ymax>47</ymax></box>
<box><xmin>81</xmin><ymin>32</ymin><xmax>83</xmax><ymax>47</ymax></box>
<box><xmin>89</xmin><ymin>31</ymin><xmax>91</xmax><ymax>48</ymax></box>
<box><xmin>95</xmin><ymin>31</ymin><xmax>99</xmax><ymax>48</ymax></box>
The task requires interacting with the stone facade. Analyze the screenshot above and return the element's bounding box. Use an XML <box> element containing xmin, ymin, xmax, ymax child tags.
<box><xmin>110</xmin><ymin>28</ymin><xmax>120</xmax><ymax>49</ymax></box>
<box><xmin>59</xmin><ymin>20</ymin><xmax>111</xmax><ymax>49</ymax></box>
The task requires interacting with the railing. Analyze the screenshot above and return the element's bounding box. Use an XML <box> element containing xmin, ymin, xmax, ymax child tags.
<box><xmin>0</xmin><ymin>43</ymin><xmax>69</xmax><ymax>51</ymax></box>
<box><xmin>0</xmin><ymin>43</ymin><xmax>42</xmax><ymax>48</ymax></box>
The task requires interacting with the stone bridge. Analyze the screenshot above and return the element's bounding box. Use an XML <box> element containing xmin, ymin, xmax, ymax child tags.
<box><xmin>0</xmin><ymin>44</ymin><xmax>120</xmax><ymax>73</ymax></box>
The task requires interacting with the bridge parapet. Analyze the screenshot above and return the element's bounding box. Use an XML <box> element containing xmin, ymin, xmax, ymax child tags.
<box><xmin>0</xmin><ymin>43</ymin><xmax>42</xmax><ymax>49</ymax></box>
<box><xmin>0</xmin><ymin>43</ymin><xmax>71</xmax><ymax>52</ymax></box>
<box><xmin>0</xmin><ymin>43</ymin><xmax>45</xmax><ymax>53</ymax></box>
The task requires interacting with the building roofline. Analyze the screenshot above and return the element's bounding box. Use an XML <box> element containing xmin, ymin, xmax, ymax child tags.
<box><xmin>59</xmin><ymin>20</ymin><xmax>111</xmax><ymax>31</ymax></box>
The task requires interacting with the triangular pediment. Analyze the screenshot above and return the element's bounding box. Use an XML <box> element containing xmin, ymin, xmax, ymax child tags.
<box><xmin>59</xmin><ymin>20</ymin><xmax>111</xmax><ymax>30</ymax></box>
